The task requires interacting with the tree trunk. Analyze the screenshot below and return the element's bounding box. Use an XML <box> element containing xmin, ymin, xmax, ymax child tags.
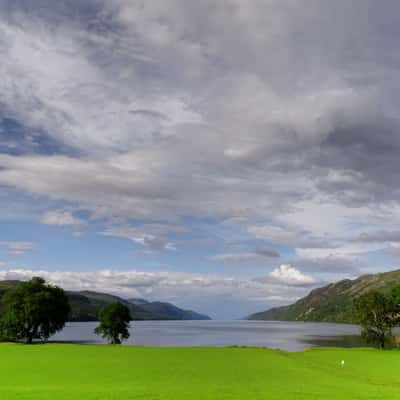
<box><xmin>111</xmin><ymin>336</ymin><xmax>121</xmax><ymax>345</ymax></box>
<box><xmin>379</xmin><ymin>333</ymin><xmax>385</xmax><ymax>349</ymax></box>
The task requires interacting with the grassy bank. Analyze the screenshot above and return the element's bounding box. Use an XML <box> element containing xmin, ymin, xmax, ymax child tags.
<box><xmin>0</xmin><ymin>344</ymin><xmax>399</xmax><ymax>399</ymax></box>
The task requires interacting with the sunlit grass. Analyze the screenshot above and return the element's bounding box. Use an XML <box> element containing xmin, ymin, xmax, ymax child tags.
<box><xmin>0</xmin><ymin>344</ymin><xmax>399</xmax><ymax>399</ymax></box>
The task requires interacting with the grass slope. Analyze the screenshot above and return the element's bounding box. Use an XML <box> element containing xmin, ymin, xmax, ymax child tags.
<box><xmin>248</xmin><ymin>269</ymin><xmax>400</xmax><ymax>323</ymax></box>
<box><xmin>0</xmin><ymin>344</ymin><xmax>400</xmax><ymax>399</ymax></box>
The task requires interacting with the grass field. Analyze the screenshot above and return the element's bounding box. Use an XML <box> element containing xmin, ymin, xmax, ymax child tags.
<box><xmin>0</xmin><ymin>344</ymin><xmax>399</xmax><ymax>399</ymax></box>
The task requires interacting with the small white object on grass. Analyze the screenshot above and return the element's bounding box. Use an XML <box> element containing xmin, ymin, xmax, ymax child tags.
<box><xmin>341</xmin><ymin>360</ymin><xmax>345</xmax><ymax>366</ymax></box>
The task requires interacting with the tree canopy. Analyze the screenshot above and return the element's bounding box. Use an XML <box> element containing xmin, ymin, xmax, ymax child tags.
<box><xmin>94</xmin><ymin>302</ymin><xmax>131</xmax><ymax>344</ymax></box>
<box><xmin>0</xmin><ymin>277</ymin><xmax>70</xmax><ymax>343</ymax></box>
<box><xmin>353</xmin><ymin>289</ymin><xmax>400</xmax><ymax>348</ymax></box>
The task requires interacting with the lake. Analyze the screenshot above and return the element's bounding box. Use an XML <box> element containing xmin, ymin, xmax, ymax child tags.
<box><xmin>51</xmin><ymin>320</ymin><xmax>364</xmax><ymax>351</ymax></box>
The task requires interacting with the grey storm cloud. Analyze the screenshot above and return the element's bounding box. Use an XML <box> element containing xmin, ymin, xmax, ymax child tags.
<box><xmin>0</xmin><ymin>0</ymin><xmax>400</xmax><ymax>280</ymax></box>
<box><xmin>254</xmin><ymin>246</ymin><xmax>280</xmax><ymax>258</ymax></box>
<box><xmin>295</xmin><ymin>256</ymin><xmax>362</xmax><ymax>275</ymax></box>
<box><xmin>210</xmin><ymin>246</ymin><xmax>280</xmax><ymax>264</ymax></box>
<box><xmin>357</xmin><ymin>231</ymin><xmax>400</xmax><ymax>243</ymax></box>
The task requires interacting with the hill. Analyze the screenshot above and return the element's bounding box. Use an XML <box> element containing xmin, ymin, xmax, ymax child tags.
<box><xmin>128</xmin><ymin>298</ymin><xmax>150</xmax><ymax>305</ymax></box>
<box><xmin>247</xmin><ymin>269</ymin><xmax>400</xmax><ymax>323</ymax></box>
<box><xmin>0</xmin><ymin>281</ymin><xmax>211</xmax><ymax>321</ymax></box>
<box><xmin>67</xmin><ymin>291</ymin><xmax>156</xmax><ymax>321</ymax></box>
<box><xmin>130</xmin><ymin>300</ymin><xmax>211</xmax><ymax>320</ymax></box>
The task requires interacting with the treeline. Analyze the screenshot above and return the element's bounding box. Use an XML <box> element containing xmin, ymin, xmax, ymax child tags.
<box><xmin>0</xmin><ymin>277</ymin><xmax>131</xmax><ymax>344</ymax></box>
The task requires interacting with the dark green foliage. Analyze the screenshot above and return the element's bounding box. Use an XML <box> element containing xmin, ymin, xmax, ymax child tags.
<box><xmin>388</xmin><ymin>285</ymin><xmax>400</xmax><ymax>307</ymax></box>
<box><xmin>353</xmin><ymin>290</ymin><xmax>399</xmax><ymax>348</ymax></box>
<box><xmin>0</xmin><ymin>277</ymin><xmax>70</xmax><ymax>343</ymax></box>
<box><xmin>95</xmin><ymin>302</ymin><xmax>132</xmax><ymax>344</ymax></box>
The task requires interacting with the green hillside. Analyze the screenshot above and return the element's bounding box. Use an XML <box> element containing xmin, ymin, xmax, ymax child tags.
<box><xmin>67</xmin><ymin>291</ymin><xmax>156</xmax><ymax>321</ymax></box>
<box><xmin>248</xmin><ymin>269</ymin><xmax>400</xmax><ymax>323</ymax></box>
<box><xmin>132</xmin><ymin>301</ymin><xmax>211</xmax><ymax>320</ymax></box>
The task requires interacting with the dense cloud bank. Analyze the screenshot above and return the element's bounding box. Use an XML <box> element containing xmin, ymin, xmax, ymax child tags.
<box><xmin>1</xmin><ymin>1</ymin><xmax>400</xmax><ymax>314</ymax></box>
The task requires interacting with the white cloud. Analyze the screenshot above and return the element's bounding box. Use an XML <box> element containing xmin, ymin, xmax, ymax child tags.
<box><xmin>295</xmin><ymin>242</ymin><xmax>385</xmax><ymax>260</ymax></box>
<box><xmin>101</xmin><ymin>225</ymin><xmax>177</xmax><ymax>252</ymax></box>
<box><xmin>41</xmin><ymin>210</ymin><xmax>85</xmax><ymax>226</ymax></box>
<box><xmin>0</xmin><ymin>241</ymin><xmax>34</xmax><ymax>251</ymax></box>
<box><xmin>0</xmin><ymin>241</ymin><xmax>35</xmax><ymax>257</ymax></box>
<box><xmin>209</xmin><ymin>253</ymin><xmax>260</xmax><ymax>263</ymax></box>
<box><xmin>269</xmin><ymin>265</ymin><xmax>317</xmax><ymax>286</ymax></box>
<box><xmin>248</xmin><ymin>226</ymin><xmax>294</xmax><ymax>242</ymax></box>
<box><xmin>384</xmin><ymin>243</ymin><xmax>400</xmax><ymax>257</ymax></box>
<box><xmin>133</xmin><ymin>235</ymin><xmax>176</xmax><ymax>252</ymax></box>
<box><xmin>248</xmin><ymin>224</ymin><xmax>335</xmax><ymax>249</ymax></box>
<box><xmin>294</xmin><ymin>256</ymin><xmax>362</xmax><ymax>275</ymax></box>
<box><xmin>0</xmin><ymin>11</ymin><xmax>204</xmax><ymax>156</ymax></box>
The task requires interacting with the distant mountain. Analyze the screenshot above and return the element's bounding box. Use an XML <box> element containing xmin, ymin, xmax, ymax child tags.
<box><xmin>247</xmin><ymin>269</ymin><xmax>400</xmax><ymax>323</ymax></box>
<box><xmin>129</xmin><ymin>300</ymin><xmax>211</xmax><ymax>320</ymax></box>
<box><xmin>128</xmin><ymin>298</ymin><xmax>150</xmax><ymax>306</ymax></box>
<box><xmin>0</xmin><ymin>280</ymin><xmax>211</xmax><ymax>321</ymax></box>
<box><xmin>67</xmin><ymin>291</ymin><xmax>155</xmax><ymax>321</ymax></box>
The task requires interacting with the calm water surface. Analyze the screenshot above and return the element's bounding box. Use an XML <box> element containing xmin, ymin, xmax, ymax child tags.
<box><xmin>51</xmin><ymin>320</ymin><xmax>363</xmax><ymax>351</ymax></box>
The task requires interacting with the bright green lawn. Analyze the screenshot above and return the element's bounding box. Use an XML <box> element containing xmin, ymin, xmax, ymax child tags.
<box><xmin>0</xmin><ymin>344</ymin><xmax>399</xmax><ymax>399</ymax></box>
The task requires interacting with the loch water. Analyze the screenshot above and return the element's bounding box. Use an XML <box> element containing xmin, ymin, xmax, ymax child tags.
<box><xmin>51</xmin><ymin>320</ymin><xmax>364</xmax><ymax>351</ymax></box>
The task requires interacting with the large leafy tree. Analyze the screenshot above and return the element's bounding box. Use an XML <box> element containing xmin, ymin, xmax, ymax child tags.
<box><xmin>0</xmin><ymin>277</ymin><xmax>70</xmax><ymax>344</ymax></box>
<box><xmin>94</xmin><ymin>302</ymin><xmax>131</xmax><ymax>344</ymax></box>
<box><xmin>353</xmin><ymin>290</ymin><xmax>399</xmax><ymax>349</ymax></box>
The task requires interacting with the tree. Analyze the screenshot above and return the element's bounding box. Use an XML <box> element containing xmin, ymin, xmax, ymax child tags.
<box><xmin>388</xmin><ymin>285</ymin><xmax>400</xmax><ymax>311</ymax></box>
<box><xmin>353</xmin><ymin>290</ymin><xmax>398</xmax><ymax>349</ymax></box>
<box><xmin>0</xmin><ymin>277</ymin><xmax>70</xmax><ymax>344</ymax></box>
<box><xmin>94</xmin><ymin>302</ymin><xmax>131</xmax><ymax>344</ymax></box>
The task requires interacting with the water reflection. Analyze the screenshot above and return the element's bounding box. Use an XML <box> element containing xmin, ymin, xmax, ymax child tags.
<box><xmin>302</xmin><ymin>334</ymin><xmax>367</xmax><ymax>348</ymax></box>
<box><xmin>51</xmin><ymin>320</ymin><xmax>366</xmax><ymax>351</ymax></box>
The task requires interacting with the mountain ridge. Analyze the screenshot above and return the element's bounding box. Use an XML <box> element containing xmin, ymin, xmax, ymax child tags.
<box><xmin>0</xmin><ymin>280</ymin><xmax>211</xmax><ymax>321</ymax></box>
<box><xmin>133</xmin><ymin>300</ymin><xmax>211</xmax><ymax>321</ymax></box>
<box><xmin>247</xmin><ymin>269</ymin><xmax>400</xmax><ymax>323</ymax></box>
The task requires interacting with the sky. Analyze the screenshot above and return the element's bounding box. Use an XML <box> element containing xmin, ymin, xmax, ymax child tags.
<box><xmin>1</xmin><ymin>1</ymin><xmax>400</xmax><ymax>319</ymax></box>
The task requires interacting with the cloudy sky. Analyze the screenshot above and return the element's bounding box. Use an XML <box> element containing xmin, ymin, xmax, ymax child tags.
<box><xmin>1</xmin><ymin>0</ymin><xmax>400</xmax><ymax>318</ymax></box>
